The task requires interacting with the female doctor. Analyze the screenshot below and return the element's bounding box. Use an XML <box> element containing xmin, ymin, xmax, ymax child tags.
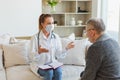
<box><xmin>30</xmin><ymin>14</ymin><xmax>74</xmax><ymax>80</ymax></box>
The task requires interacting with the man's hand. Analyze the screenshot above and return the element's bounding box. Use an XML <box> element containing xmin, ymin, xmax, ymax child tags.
<box><xmin>38</xmin><ymin>45</ymin><xmax>49</xmax><ymax>54</ymax></box>
<box><xmin>66</xmin><ymin>42</ymin><xmax>75</xmax><ymax>50</ymax></box>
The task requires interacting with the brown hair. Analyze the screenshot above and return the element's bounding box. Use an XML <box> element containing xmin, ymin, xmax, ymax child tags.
<box><xmin>39</xmin><ymin>14</ymin><xmax>52</xmax><ymax>31</ymax></box>
<box><xmin>86</xmin><ymin>18</ymin><xmax>106</xmax><ymax>34</ymax></box>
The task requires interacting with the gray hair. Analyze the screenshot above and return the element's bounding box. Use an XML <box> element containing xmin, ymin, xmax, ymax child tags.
<box><xmin>86</xmin><ymin>18</ymin><xmax>106</xmax><ymax>33</ymax></box>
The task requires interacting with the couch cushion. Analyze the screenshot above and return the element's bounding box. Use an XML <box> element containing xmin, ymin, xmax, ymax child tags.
<box><xmin>3</xmin><ymin>41</ymin><xmax>30</xmax><ymax>68</ymax></box>
<box><xmin>59</xmin><ymin>39</ymin><xmax>87</xmax><ymax>66</ymax></box>
<box><xmin>62</xmin><ymin>65</ymin><xmax>84</xmax><ymax>80</ymax></box>
<box><xmin>0</xmin><ymin>49</ymin><xmax>3</xmax><ymax>70</ymax></box>
<box><xmin>6</xmin><ymin>65</ymin><xmax>84</xmax><ymax>80</ymax></box>
<box><xmin>61</xmin><ymin>33</ymin><xmax>75</xmax><ymax>50</ymax></box>
<box><xmin>6</xmin><ymin>65</ymin><xmax>41</xmax><ymax>80</ymax></box>
<box><xmin>0</xmin><ymin>69</ymin><xmax>6</xmax><ymax>80</ymax></box>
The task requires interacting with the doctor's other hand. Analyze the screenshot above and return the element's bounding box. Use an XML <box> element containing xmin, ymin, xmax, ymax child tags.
<box><xmin>66</xmin><ymin>42</ymin><xmax>75</xmax><ymax>50</ymax></box>
<box><xmin>38</xmin><ymin>46</ymin><xmax>49</xmax><ymax>54</ymax></box>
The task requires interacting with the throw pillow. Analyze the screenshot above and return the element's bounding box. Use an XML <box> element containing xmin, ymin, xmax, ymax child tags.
<box><xmin>3</xmin><ymin>41</ymin><xmax>30</xmax><ymax>68</ymax></box>
<box><xmin>61</xmin><ymin>33</ymin><xmax>75</xmax><ymax>50</ymax></box>
<box><xmin>59</xmin><ymin>39</ymin><xmax>87</xmax><ymax>66</ymax></box>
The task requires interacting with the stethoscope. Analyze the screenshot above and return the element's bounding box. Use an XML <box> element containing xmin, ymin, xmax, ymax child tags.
<box><xmin>37</xmin><ymin>31</ymin><xmax>57</xmax><ymax>62</ymax></box>
<box><xmin>37</xmin><ymin>31</ymin><xmax>56</xmax><ymax>51</ymax></box>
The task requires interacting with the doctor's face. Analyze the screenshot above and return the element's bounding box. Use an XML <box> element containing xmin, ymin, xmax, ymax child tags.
<box><xmin>41</xmin><ymin>17</ymin><xmax>54</xmax><ymax>29</ymax></box>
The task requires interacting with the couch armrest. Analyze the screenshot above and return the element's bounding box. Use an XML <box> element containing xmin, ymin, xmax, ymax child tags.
<box><xmin>0</xmin><ymin>49</ymin><xmax>6</xmax><ymax>80</ymax></box>
<box><xmin>0</xmin><ymin>69</ymin><xmax>6</xmax><ymax>80</ymax></box>
<box><xmin>0</xmin><ymin>49</ymin><xmax>4</xmax><ymax>70</ymax></box>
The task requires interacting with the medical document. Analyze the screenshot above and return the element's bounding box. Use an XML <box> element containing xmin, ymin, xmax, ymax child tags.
<box><xmin>38</xmin><ymin>62</ymin><xmax>63</xmax><ymax>70</ymax></box>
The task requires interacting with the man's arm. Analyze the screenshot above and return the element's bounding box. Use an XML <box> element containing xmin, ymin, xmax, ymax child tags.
<box><xmin>81</xmin><ymin>45</ymin><xmax>103</xmax><ymax>80</ymax></box>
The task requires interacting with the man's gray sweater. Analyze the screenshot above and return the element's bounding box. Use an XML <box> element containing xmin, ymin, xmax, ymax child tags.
<box><xmin>81</xmin><ymin>34</ymin><xmax>120</xmax><ymax>80</ymax></box>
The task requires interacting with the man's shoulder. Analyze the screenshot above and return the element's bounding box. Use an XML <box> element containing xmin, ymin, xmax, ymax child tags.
<box><xmin>90</xmin><ymin>38</ymin><xmax>119</xmax><ymax>54</ymax></box>
<box><xmin>90</xmin><ymin>41</ymin><xmax>104</xmax><ymax>48</ymax></box>
<box><xmin>92</xmin><ymin>37</ymin><xmax>112</xmax><ymax>47</ymax></box>
<box><xmin>88</xmin><ymin>39</ymin><xmax>110</xmax><ymax>53</ymax></box>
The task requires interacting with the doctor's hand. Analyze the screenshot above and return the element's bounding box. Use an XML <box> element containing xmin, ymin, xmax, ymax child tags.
<box><xmin>38</xmin><ymin>46</ymin><xmax>49</xmax><ymax>54</ymax></box>
<box><xmin>65</xmin><ymin>42</ymin><xmax>75</xmax><ymax>50</ymax></box>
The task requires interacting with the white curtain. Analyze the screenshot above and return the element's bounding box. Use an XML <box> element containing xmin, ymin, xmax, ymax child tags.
<box><xmin>101</xmin><ymin>0</ymin><xmax>120</xmax><ymax>43</ymax></box>
<box><xmin>119</xmin><ymin>5</ymin><xmax>120</xmax><ymax>44</ymax></box>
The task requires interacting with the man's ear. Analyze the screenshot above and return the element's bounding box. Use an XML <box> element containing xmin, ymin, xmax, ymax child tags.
<box><xmin>90</xmin><ymin>30</ymin><xmax>96</xmax><ymax>37</ymax></box>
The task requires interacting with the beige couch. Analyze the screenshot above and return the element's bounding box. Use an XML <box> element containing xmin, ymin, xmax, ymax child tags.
<box><xmin>0</xmin><ymin>34</ymin><xmax>91</xmax><ymax>80</ymax></box>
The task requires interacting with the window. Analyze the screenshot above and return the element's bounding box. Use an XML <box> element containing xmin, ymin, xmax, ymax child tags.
<box><xmin>101</xmin><ymin>0</ymin><xmax>120</xmax><ymax>42</ymax></box>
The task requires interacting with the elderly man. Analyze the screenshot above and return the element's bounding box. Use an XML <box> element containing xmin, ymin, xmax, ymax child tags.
<box><xmin>80</xmin><ymin>18</ymin><xmax>120</xmax><ymax>80</ymax></box>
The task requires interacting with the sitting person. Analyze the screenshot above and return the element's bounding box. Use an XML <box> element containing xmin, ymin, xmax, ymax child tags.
<box><xmin>80</xmin><ymin>18</ymin><xmax>120</xmax><ymax>80</ymax></box>
<box><xmin>29</xmin><ymin>14</ymin><xmax>74</xmax><ymax>80</ymax></box>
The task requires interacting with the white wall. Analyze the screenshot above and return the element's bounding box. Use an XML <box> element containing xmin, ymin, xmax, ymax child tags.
<box><xmin>0</xmin><ymin>0</ymin><xmax>41</xmax><ymax>36</ymax></box>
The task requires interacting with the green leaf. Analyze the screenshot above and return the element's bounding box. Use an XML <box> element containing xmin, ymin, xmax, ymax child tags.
<box><xmin>47</xmin><ymin>0</ymin><xmax>58</xmax><ymax>7</ymax></box>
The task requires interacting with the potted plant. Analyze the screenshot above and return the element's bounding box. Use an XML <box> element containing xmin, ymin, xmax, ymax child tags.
<box><xmin>46</xmin><ymin>0</ymin><xmax>61</xmax><ymax>13</ymax></box>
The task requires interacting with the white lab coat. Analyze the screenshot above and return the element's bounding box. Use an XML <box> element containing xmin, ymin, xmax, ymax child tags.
<box><xmin>29</xmin><ymin>31</ymin><xmax>67</xmax><ymax>76</ymax></box>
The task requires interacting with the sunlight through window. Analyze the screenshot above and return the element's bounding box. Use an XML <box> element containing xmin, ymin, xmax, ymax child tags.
<box><xmin>106</xmin><ymin>0</ymin><xmax>120</xmax><ymax>41</ymax></box>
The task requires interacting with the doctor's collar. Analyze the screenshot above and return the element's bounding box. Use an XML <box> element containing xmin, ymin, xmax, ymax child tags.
<box><xmin>38</xmin><ymin>31</ymin><xmax>56</xmax><ymax>40</ymax></box>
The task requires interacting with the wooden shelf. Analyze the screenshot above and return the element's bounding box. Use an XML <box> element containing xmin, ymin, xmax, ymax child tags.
<box><xmin>77</xmin><ymin>0</ymin><xmax>91</xmax><ymax>1</ymax></box>
<box><xmin>62</xmin><ymin>0</ymin><xmax>76</xmax><ymax>1</ymax></box>
<box><xmin>55</xmin><ymin>25</ymin><xmax>86</xmax><ymax>27</ymax></box>
<box><xmin>42</xmin><ymin>0</ymin><xmax>92</xmax><ymax>37</ymax></box>
<box><xmin>65</xmin><ymin>12</ymin><xmax>91</xmax><ymax>14</ymax></box>
<box><xmin>50</xmin><ymin>12</ymin><xmax>91</xmax><ymax>15</ymax></box>
<box><xmin>62</xmin><ymin>0</ymin><xmax>91</xmax><ymax>1</ymax></box>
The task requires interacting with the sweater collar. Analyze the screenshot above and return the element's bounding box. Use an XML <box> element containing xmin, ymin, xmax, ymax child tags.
<box><xmin>96</xmin><ymin>33</ymin><xmax>111</xmax><ymax>42</ymax></box>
